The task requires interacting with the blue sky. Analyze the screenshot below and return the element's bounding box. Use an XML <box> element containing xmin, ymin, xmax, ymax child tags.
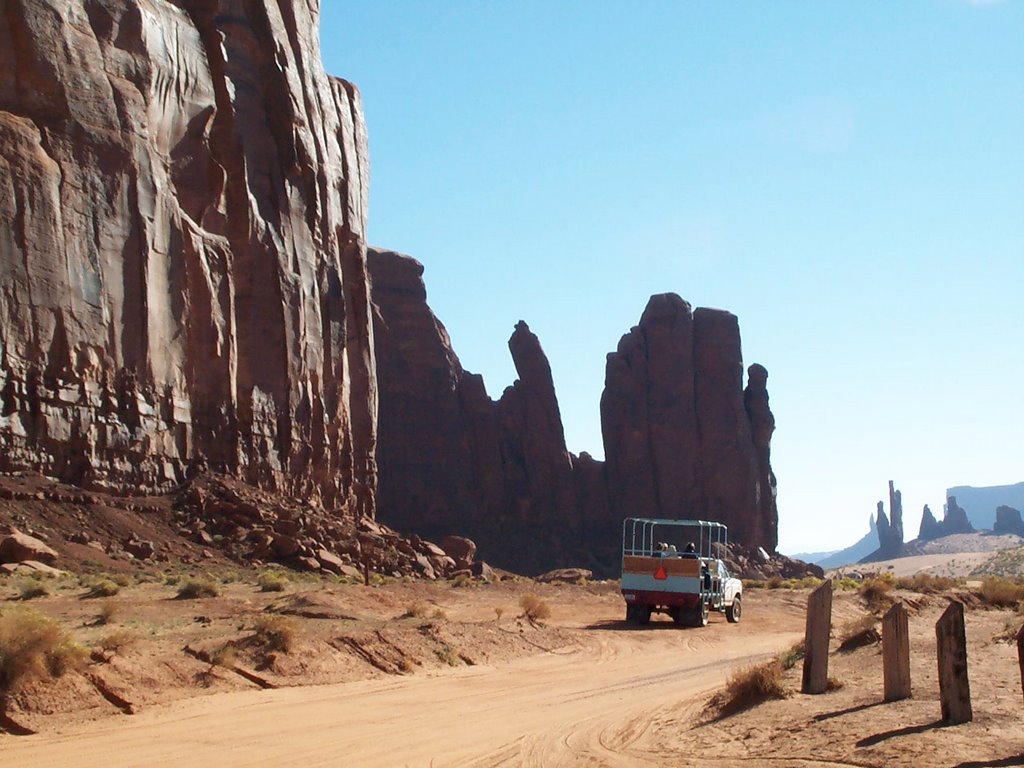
<box><xmin>321</xmin><ymin>1</ymin><xmax>1024</xmax><ymax>554</ymax></box>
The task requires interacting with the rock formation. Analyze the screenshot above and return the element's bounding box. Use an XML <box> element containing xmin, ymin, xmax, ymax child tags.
<box><xmin>918</xmin><ymin>504</ymin><xmax>943</xmax><ymax>540</ymax></box>
<box><xmin>994</xmin><ymin>506</ymin><xmax>1024</xmax><ymax>537</ymax></box>
<box><xmin>942</xmin><ymin>496</ymin><xmax>976</xmax><ymax>535</ymax></box>
<box><xmin>0</xmin><ymin>0</ymin><xmax>376</xmax><ymax>515</ymax></box>
<box><xmin>370</xmin><ymin>251</ymin><xmax>777</xmax><ymax>575</ymax></box>
<box><xmin>368</xmin><ymin>249</ymin><xmax>615</xmax><ymax>575</ymax></box>
<box><xmin>601</xmin><ymin>295</ymin><xmax>776</xmax><ymax>549</ymax></box>
<box><xmin>868</xmin><ymin>481</ymin><xmax>905</xmax><ymax>560</ymax></box>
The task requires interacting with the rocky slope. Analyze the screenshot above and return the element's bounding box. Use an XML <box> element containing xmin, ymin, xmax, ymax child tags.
<box><xmin>0</xmin><ymin>0</ymin><xmax>376</xmax><ymax>514</ymax></box>
<box><xmin>369</xmin><ymin>249</ymin><xmax>780</xmax><ymax>576</ymax></box>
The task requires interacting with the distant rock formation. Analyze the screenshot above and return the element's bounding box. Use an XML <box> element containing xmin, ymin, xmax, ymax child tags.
<box><xmin>942</xmin><ymin>496</ymin><xmax>976</xmax><ymax>535</ymax></box>
<box><xmin>994</xmin><ymin>506</ymin><xmax>1024</xmax><ymax>536</ymax></box>
<box><xmin>944</xmin><ymin>482</ymin><xmax>1024</xmax><ymax>531</ymax></box>
<box><xmin>369</xmin><ymin>251</ymin><xmax>777</xmax><ymax>575</ymax></box>
<box><xmin>865</xmin><ymin>481</ymin><xmax>905</xmax><ymax>560</ymax></box>
<box><xmin>918</xmin><ymin>504</ymin><xmax>943</xmax><ymax>540</ymax></box>
<box><xmin>0</xmin><ymin>0</ymin><xmax>376</xmax><ymax>515</ymax></box>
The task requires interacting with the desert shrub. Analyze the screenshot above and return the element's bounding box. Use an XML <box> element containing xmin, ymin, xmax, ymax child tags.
<box><xmin>838</xmin><ymin>614</ymin><xmax>880</xmax><ymax>652</ymax></box>
<box><xmin>252</xmin><ymin>615</ymin><xmax>298</xmax><ymax>654</ymax></box>
<box><xmin>978</xmin><ymin>577</ymin><xmax>1024</xmax><ymax>608</ymax></box>
<box><xmin>402</xmin><ymin>601</ymin><xmax>430</xmax><ymax>619</ymax></box>
<box><xmin>210</xmin><ymin>643</ymin><xmax>237</xmax><ymax>668</ymax></box>
<box><xmin>256</xmin><ymin>571</ymin><xmax>289</xmax><ymax>593</ymax></box>
<box><xmin>893</xmin><ymin>573</ymin><xmax>959</xmax><ymax>594</ymax></box>
<box><xmin>826</xmin><ymin>676</ymin><xmax>845</xmax><ymax>691</ymax></box>
<box><xmin>715</xmin><ymin>660</ymin><xmax>787</xmax><ymax>717</ymax></box>
<box><xmin>494</xmin><ymin>606</ymin><xmax>505</xmax><ymax>621</ymax></box>
<box><xmin>99</xmin><ymin>630</ymin><xmax>136</xmax><ymax>653</ymax></box>
<box><xmin>778</xmin><ymin>641</ymin><xmax>805</xmax><ymax>670</ymax></box>
<box><xmin>18</xmin><ymin>578</ymin><xmax>50</xmax><ymax>601</ymax></box>
<box><xmin>742</xmin><ymin>579</ymin><xmax>766</xmax><ymax>590</ymax></box>
<box><xmin>519</xmin><ymin>593</ymin><xmax>551</xmax><ymax>622</ymax></box>
<box><xmin>834</xmin><ymin>577</ymin><xmax>861</xmax><ymax>591</ymax></box>
<box><xmin>859</xmin><ymin>578</ymin><xmax>894</xmax><ymax>614</ymax></box>
<box><xmin>451</xmin><ymin>574</ymin><xmax>474</xmax><ymax>588</ymax></box>
<box><xmin>84</xmin><ymin>578</ymin><xmax>120</xmax><ymax>598</ymax></box>
<box><xmin>766</xmin><ymin>575</ymin><xmax>784</xmax><ymax>590</ymax></box>
<box><xmin>431</xmin><ymin>607</ymin><xmax>448</xmax><ymax>620</ymax></box>
<box><xmin>176</xmin><ymin>577</ymin><xmax>220</xmax><ymax>599</ymax></box>
<box><xmin>112</xmin><ymin>573</ymin><xmax>132</xmax><ymax>588</ymax></box>
<box><xmin>0</xmin><ymin>606</ymin><xmax>86</xmax><ymax>692</ymax></box>
<box><xmin>96</xmin><ymin>600</ymin><xmax>119</xmax><ymax>625</ymax></box>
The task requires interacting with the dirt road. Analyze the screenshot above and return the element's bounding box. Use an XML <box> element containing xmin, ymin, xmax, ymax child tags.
<box><xmin>3</xmin><ymin>605</ymin><xmax>804</xmax><ymax>767</ymax></box>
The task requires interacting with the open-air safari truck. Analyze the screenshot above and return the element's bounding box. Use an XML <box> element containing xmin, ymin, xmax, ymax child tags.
<box><xmin>620</xmin><ymin>518</ymin><xmax>742</xmax><ymax>627</ymax></box>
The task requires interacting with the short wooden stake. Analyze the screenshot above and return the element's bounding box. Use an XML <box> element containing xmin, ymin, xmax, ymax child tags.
<box><xmin>882</xmin><ymin>601</ymin><xmax>911</xmax><ymax>702</ymax></box>
<box><xmin>935</xmin><ymin>601</ymin><xmax>972</xmax><ymax>723</ymax></box>
<box><xmin>802</xmin><ymin>579</ymin><xmax>833</xmax><ymax>694</ymax></box>
<box><xmin>1017</xmin><ymin>623</ymin><xmax>1024</xmax><ymax>707</ymax></box>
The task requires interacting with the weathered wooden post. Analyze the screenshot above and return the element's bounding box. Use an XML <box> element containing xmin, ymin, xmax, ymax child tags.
<box><xmin>935</xmin><ymin>600</ymin><xmax>972</xmax><ymax>723</ymax></box>
<box><xmin>1017</xmin><ymin>623</ymin><xmax>1023</xmax><ymax>706</ymax></box>
<box><xmin>802</xmin><ymin>579</ymin><xmax>833</xmax><ymax>694</ymax></box>
<box><xmin>882</xmin><ymin>601</ymin><xmax>911</xmax><ymax>702</ymax></box>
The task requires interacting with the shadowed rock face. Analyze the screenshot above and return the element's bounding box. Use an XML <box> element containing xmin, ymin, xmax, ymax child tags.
<box><xmin>601</xmin><ymin>295</ymin><xmax>776</xmax><ymax>550</ymax></box>
<box><xmin>0</xmin><ymin>1</ymin><xmax>376</xmax><ymax>514</ymax></box>
<box><xmin>370</xmin><ymin>255</ymin><xmax>777</xmax><ymax>575</ymax></box>
<box><xmin>994</xmin><ymin>506</ymin><xmax>1024</xmax><ymax>537</ymax></box>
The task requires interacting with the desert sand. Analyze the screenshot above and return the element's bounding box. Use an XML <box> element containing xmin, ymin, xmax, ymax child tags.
<box><xmin>1</xmin><ymin>577</ymin><xmax>1022</xmax><ymax>767</ymax></box>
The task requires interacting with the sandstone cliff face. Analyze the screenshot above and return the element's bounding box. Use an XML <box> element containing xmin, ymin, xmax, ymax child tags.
<box><xmin>0</xmin><ymin>1</ymin><xmax>376</xmax><ymax>514</ymax></box>
<box><xmin>370</xmin><ymin>251</ymin><xmax>776</xmax><ymax>575</ymax></box>
<box><xmin>368</xmin><ymin>249</ymin><xmax>615</xmax><ymax>575</ymax></box>
<box><xmin>993</xmin><ymin>506</ymin><xmax>1024</xmax><ymax>537</ymax></box>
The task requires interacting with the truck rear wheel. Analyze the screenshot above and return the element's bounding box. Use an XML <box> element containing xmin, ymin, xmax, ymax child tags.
<box><xmin>692</xmin><ymin>599</ymin><xmax>709</xmax><ymax>627</ymax></box>
<box><xmin>726</xmin><ymin>595</ymin><xmax>742</xmax><ymax>623</ymax></box>
<box><xmin>626</xmin><ymin>604</ymin><xmax>651</xmax><ymax>625</ymax></box>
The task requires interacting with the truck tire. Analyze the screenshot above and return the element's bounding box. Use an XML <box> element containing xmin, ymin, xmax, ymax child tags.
<box><xmin>626</xmin><ymin>604</ymin><xmax>651</xmax><ymax>625</ymax></box>
<box><xmin>671</xmin><ymin>606</ymin><xmax>687</xmax><ymax>626</ymax></box>
<box><xmin>692</xmin><ymin>598</ymin><xmax>709</xmax><ymax>628</ymax></box>
<box><xmin>726</xmin><ymin>594</ymin><xmax>742</xmax><ymax>623</ymax></box>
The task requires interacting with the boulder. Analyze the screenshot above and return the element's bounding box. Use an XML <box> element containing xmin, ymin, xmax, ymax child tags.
<box><xmin>536</xmin><ymin>568</ymin><xmax>592</xmax><ymax>583</ymax></box>
<box><xmin>0</xmin><ymin>529</ymin><xmax>59</xmax><ymax>565</ymax></box>
<box><xmin>441</xmin><ymin>536</ymin><xmax>477</xmax><ymax>569</ymax></box>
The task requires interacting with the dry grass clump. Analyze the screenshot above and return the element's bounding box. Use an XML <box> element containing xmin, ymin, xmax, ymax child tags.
<box><xmin>17</xmin><ymin>578</ymin><xmax>50</xmax><ymax>601</ymax></box>
<box><xmin>98</xmin><ymin>629</ymin><xmax>136</xmax><ymax>653</ymax></box>
<box><xmin>176</xmin><ymin>577</ymin><xmax>220</xmax><ymax>599</ymax></box>
<box><xmin>778</xmin><ymin>641</ymin><xmax>805</xmax><ymax>670</ymax></box>
<box><xmin>519</xmin><ymin>593</ymin><xmax>552</xmax><ymax>623</ymax></box>
<box><xmin>402</xmin><ymin>601</ymin><xmax>430</xmax><ymax>619</ymax></box>
<box><xmin>210</xmin><ymin>643</ymin><xmax>237</xmax><ymax>669</ymax></box>
<box><xmin>0</xmin><ymin>606</ymin><xmax>87</xmax><ymax>692</ymax></box>
<box><xmin>978</xmin><ymin>577</ymin><xmax>1024</xmax><ymax>608</ymax></box>
<box><xmin>859</xmin><ymin>578</ymin><xmax>895</xmax><ymax>614</ymax></box>
<box><xmin>83</xmin><ymin>578</ymin><xmax>120</xmax><ymax>599</ymax></box>
<box><xmin>838</xmin><ymin>614</ymin><xmax>880</xmax><ymax>652</ymax></box>
<box><xmin>714</xmin><ymin>659</ymin><xmax>787</xmax><ymax>717</ymax></box>
<box><xmin>893</xmin><ymin>573</ymin><xmax>959</xmax><ymax>594</ymax></box>
<box><xmin>252</xmin><ymin>615</ymin><xmax>298</xmax><ymax>654</ymax></box>
<box><xmin>96</xmin><ymin>599</ymin><xmax>120</xmax><ymax>626</ymax></box>
<box><xmin>256</xmin><ymin>571</ymin><xmax>289</xmax><ymax>593</ymax></box>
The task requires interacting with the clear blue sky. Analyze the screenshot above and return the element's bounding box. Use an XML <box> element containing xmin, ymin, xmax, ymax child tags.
<box><xmin>321</xmin><ymin>1</ymin><xmax>1024</xmax><ymax>555</ymax></box>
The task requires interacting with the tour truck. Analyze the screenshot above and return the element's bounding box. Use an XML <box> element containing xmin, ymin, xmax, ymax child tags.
<box><xmin>620</xmin><ymin>518</ymin><xmax>742</xmax><ymax>627</ymax></box>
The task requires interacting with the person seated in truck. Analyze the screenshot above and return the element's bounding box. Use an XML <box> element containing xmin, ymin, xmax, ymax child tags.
<box><xmin>682</xmin><ymin>542</ymin><xmax>698</xmax><ymax>558</ymax></box>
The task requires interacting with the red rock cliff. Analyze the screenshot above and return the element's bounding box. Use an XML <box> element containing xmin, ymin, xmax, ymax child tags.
<box><xmin>0</xmin><ymin>1</ymin><xmax>376</xmax><ymax>514</ymax></box>
<box><xmin>370</xmin><ymin>251</ymin><xmax>777</xmax><ymax>575</ymax></box>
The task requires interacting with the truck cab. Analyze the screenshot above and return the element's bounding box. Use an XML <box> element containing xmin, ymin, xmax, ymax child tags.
<box><xmin>620</xmin><ymin>518</ymin><xmax>742</xmax><ymax>627</ymax></box>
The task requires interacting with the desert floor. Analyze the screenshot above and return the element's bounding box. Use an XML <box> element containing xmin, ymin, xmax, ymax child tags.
<box><xmin>1</xmin><ymin>576</ymin><xmax>1023</xmax><ymax>767</ymax></box>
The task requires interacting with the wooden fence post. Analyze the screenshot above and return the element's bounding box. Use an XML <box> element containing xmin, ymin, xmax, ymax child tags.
<box><xmin>882</xmin><ymin>601</ymin><xmax>911</xmax><ymax>702</ymax></box>
<box><xmin>935</xmin><ymin>601</ymin><xmax>972</xmax><ymax>723</ymax></box>
<box><xmin>1017</xmin><ymin>623</ymin><xmax>1023</xmax><ymax>707</ymax></box>
<box><xmin>802</xmin><ymin>579</ymin><xmax>833</xmax><ymax>694</ymax></box>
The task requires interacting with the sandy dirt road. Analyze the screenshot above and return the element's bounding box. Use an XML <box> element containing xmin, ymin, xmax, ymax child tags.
<box><xmin>3</xmin><ymin>604</ymin><xmax>805</xmax><ymax>768</ymax></box>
